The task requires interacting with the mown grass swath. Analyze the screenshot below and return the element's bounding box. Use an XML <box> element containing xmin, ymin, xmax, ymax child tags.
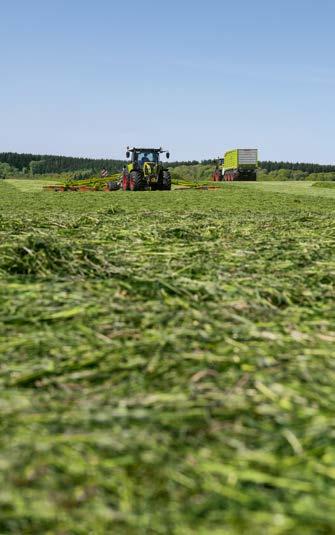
<box><xmin>0</xmin><ymin>180</ymin><xmax>334</xmax><ymax>534</ymax></box>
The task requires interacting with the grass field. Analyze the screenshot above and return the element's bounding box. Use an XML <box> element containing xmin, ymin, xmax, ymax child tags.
<box><xmin>0</xmin><ymin>180</ymin><xmax>334</xmax><ymax>534</ymax></box>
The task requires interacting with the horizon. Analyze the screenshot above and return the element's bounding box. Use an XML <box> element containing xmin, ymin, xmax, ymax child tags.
<box><xmin>1</xmin><ymin>1</ymin><xmax>335</xmax><ymax>163</ymax></box>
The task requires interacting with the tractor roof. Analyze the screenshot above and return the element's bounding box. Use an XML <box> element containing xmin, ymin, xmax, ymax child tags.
<box><xmin>128</xmin><ymin>147</ymin><xmax>164</xmax><ymax>153</ymax></box>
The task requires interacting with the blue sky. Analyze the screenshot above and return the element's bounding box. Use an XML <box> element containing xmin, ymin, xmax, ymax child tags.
<box><xmin>1</xmin><ymin>0</ymin><xmax>334</xmax><ymax>162</ymax></box>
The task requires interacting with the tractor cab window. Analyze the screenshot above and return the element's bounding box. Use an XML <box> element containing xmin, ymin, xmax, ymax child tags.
<box><xmin>136</xmin><ymin>151</ymin><xmax>159</xmax><ymax>164</ymax></box>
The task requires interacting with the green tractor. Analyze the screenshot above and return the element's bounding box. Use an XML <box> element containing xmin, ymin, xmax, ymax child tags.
<box><xmin>121</xmin><ymin>147</ymin><xmax>171</xmax><ymax>191</ymax></box>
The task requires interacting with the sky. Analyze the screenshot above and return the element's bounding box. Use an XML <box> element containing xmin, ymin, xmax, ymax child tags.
<box><xmin>0</xmin><ymin>0</ymin><xmax>335</xmax><ymax>163</ymax></box>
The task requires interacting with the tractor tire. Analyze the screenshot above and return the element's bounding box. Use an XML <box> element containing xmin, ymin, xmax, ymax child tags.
<box><xmin>162</xmin><ymin>171</ymin><xmax>171</xmax><ymax>190</ymax></box>
<box><xmin>129</xmin><ymin>171</ymin><xmax>145</xmax><ymax>191</ymax></box>
<box><xmin>108</xmin><ymin>181</ymin><xmax>120</xmax><ymax>191</ymax></box>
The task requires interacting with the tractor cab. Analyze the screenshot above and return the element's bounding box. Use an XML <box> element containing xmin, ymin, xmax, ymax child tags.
<box><xmin>126</xmin><ymin>147</ymin><xmax>169</xmax><ymax>166</ymax></box>
<box><xmin>212</xmin><ymin>157</ymin><xmax>224</xmax><ymax>182</ymax></box>
<box><xmin>131</xmin><ymin>149</ymin><xmax>159</xmax><ymax>165</ymax></box>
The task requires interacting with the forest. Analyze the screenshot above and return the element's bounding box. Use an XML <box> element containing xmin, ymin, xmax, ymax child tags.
<box><xmin>0</xmin><ymin>152</ymin><xmax>124</xmax><ymax>175</ymax></box>
<box><xmin>1</xmin><ymin>152</ymin><xmax>335</xmax><ymax>177</ymax></box>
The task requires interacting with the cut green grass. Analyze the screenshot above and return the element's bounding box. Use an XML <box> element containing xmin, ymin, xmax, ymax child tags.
<box><xmin>0</xmin><ymin>180</ymin><xmax>334</xmax><ymax>534</ymax></box>
<box><xmin>312</xmin><ymin>181</ymin><xmax>335</xmax><ymax>189</ymax></box>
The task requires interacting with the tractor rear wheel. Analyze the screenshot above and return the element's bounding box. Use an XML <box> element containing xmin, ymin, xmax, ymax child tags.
<box><xmin>162</xmin><ymin>171</ymin><xmax>171</xmax><ymax>190</ymax></box>
<box><xmin>130</xmin><ymin>171</ymin><xmax>145</xmax><ymax>191</ymax></box>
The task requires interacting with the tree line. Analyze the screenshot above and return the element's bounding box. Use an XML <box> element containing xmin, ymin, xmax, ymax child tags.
<box><xmin>1</xmin><ymin>152</ymin><xmax>335</xmax><ymax>175</ymax></box>
<box><xmin>260</xmin><ymin>161</ymin><xmax>335</xmax><ymax>173</ymax></box>
<box><xmin>0</xmin><ymin>152</ymin><xmax>124</xmax><ymax>175</ymax></box>
<box><xmin>169</xmin><ymin>159</ymin><xmax>335</xmax><ymax>172</ymax></box>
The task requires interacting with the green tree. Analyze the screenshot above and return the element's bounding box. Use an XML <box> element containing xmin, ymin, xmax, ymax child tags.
<box><xmin>0</xmin><ymin>162</ymin><xmax>14</xmax><ymax>179</ymax></box>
